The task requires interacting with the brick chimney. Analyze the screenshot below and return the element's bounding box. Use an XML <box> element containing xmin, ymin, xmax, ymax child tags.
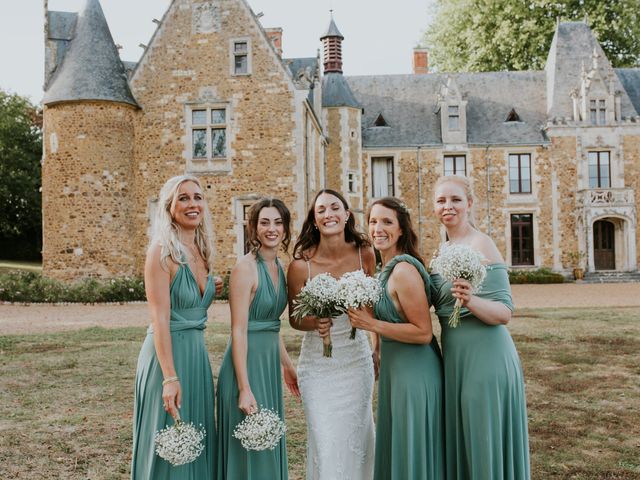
<box><xmin>320</xmin><ymin>15</ymin><xmax>344</xmax><ymax>74</ymax></box>
<box><xmin>265</xmin><ymin>27</ymin><xmax>283</xmax><ymax>57</ymax></box>
<box><xmin>413</xmin><ymin>48</ymin><xmax>429</xmax><ymax>74</ymax></box>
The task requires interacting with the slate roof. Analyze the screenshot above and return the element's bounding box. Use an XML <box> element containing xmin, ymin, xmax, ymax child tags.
<box><xmin>48</xmin><ymin>11</ymin><xmax>77</xmax><ymax>40</ymax></box>
<box><xmin>346</xmin><ymin>71</ymin><xmax>548</xmax><ymax>148</ymax></box>
<box><xmin>615</xmin><ymin>68</ymin><xmax>640</xmax><ymax>117</ymax></box>
<box><xmin>284</xmin><ymin>57</ymin><xmax>318</xmax><ymax>85</ymax></box>
<box><xmin>545</xmin><ymin>22</ymin><xmax>637</xmax><ymax>119</ymax></box>
<box><xmin>321</xmin><ymin>18</ymin><xmax>344</xmax><ymax>40</ymax></box>
<box><xmin>323</xmin><ymin>73</ymin><xmax>360</xmax><ymax>108</ymax></box>
<box><xmin>44</xmin><ymin>0</ymin><xmax>138</xmax><ymax>107</ymax></box>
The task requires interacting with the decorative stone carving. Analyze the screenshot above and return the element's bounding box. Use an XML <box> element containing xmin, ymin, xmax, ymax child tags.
<box><xmin>192</xmin><ymin>2</ymin><xmax>220</xmax><ymax>34</ymax></box>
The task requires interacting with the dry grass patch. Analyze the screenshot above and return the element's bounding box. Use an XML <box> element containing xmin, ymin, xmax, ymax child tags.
<box><xmin>0</xmin><ymin>308</ymin><xmax>638</xmax><ymax>478</ymax></box>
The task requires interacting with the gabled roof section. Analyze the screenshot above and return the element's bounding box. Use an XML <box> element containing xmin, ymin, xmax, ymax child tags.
<box><xmin>615</xmin><ymin>68</ymin><xmax>640</xmax><ymax>116</ymax></box>
<box><xmin>347</xmin><ymin>71</ymin><xmax>548</xmax><ymax>148</ymax></box>
<box><xmin>544</xmin><ymin>21</ymin><xmax>636</xmax><ymax>119</ymax></box>
<box><xmin>284</xmin><ymin>57</ymin><xmax>319</xmax><ymax>89</ymax></box>
<box><xmin>44</xmin><ymin>0</ymin><xmax>138</xmax><ymax>107</ymax></box>
<box><xmin>323</xmin><ymin>72</ymin><xmax>360</xmax><ymax>108</ymax></box>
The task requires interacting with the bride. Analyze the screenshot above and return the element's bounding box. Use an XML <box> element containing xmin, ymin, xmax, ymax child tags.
<box><xmin>287</xmin><ymin>189</ymin><xmax>376</xmax><ymax>480</ymax></box>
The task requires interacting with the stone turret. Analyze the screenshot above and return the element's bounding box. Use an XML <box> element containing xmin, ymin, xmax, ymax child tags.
<box><xmin>320</xmin><ymin>15</ymin><xmax>363</xmax><ymax>212</ymax></box>
<box><xmin>42</xmin><ymin>0</ymin><xmax>138</xmax><ymax>280</ymax></box>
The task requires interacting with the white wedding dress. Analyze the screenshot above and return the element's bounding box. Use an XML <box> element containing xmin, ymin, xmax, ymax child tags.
<box><xmin>297</xmin><ymin>261</ymin><xmax>375</xmax><ymax>480</ymax></box>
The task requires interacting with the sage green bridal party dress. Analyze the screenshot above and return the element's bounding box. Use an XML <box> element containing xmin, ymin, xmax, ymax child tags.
<box><xmin>374</xmin><ymin>255</ymin><xmax>444</xmax><ymax>480</ymax></box>
<box><xmin>131</xmin><ymin>264</ymin><xmax>217</xmax><ymax>479</ymax></box>
<box><xmin>216</xmin><ymin>256</ymin><xmax>288</xmax><ymax>480</ymax></box>
<box><xmin>431</xmin><ymin>263</ymin><xmax>530</xmax><ymax>480</ymax></box>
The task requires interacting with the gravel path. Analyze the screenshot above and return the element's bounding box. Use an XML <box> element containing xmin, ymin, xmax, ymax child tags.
<box><xmin>1</xmin><ymin>283</ymin><xmax>639</xmax><ymax>335</ymax></box>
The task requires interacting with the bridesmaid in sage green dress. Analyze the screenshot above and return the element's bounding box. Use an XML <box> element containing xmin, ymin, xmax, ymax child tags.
<box><xmin>132</xmin><ymin>175</ymin><xmax>223</xmax><ymax>479</ymax></box>
<box><xmin>348</xmin><ymin>197</ymin><xmax>444</xmax><ymax>480</ymax></box>
<box><xmin>431</xmin><ymin>175</ymin><xmax>530</xmax><ymax>480</ymax></box>
<box><xmin>216</xmin><ymin>198</ymin><xmax>300</xmax><ymax>480</ymax></box>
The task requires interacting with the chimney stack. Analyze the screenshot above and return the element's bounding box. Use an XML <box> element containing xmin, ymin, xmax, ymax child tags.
<box><xmin>413</xmin><ymin>48</ymin><xmax>429</xmax><ymax>75</ymax></box>
<box><xmin>265</xmin><ymin>27</ymin><xmax>283</xmax><ymax>57</ymax></box>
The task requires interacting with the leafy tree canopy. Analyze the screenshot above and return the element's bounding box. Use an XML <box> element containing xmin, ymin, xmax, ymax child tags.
<box><xmin>0</xmin><ymin>90</ymin><xmax>42</xmax><ymax>240</ymax></box>
<box><xmin>422</xmin><ymin>0</ymin><xmax>640</xmax><ymax>72</ymax></box>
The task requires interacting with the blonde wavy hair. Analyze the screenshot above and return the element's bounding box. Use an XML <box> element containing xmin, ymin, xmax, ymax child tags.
<box><xmin>150</xmin><ymin>175</ymin><xmax>215</xmax><ymax>272</ymax></box>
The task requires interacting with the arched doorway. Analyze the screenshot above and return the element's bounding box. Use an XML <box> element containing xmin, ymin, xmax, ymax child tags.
<box><xmin>593</xmin><ymin>220</ymin><xmax>615</xmax><ymax>270</ymax></box>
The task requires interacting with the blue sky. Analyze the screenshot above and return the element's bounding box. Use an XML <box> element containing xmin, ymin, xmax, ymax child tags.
<box><xmin>0</xmin><ymin>0</ymin><xmax>432</xmax><ymax>104</ymax></box>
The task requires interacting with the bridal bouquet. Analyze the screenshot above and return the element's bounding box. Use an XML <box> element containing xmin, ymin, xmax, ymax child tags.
<box><xmin>154</xmin><ymin>413</ymin><xmax>206</xmax><ymax>466</ymax></box>
<box><xmin>335</xmin><ymin>270</ymin><xmax>382</xmax><ymax>339</ymax></box>
<box><xmin>430</xmin><ymin>244</ymin><xmax>486</xmax><ymax>328</ymax></box>
<box><xmin>233</xmin><ymin>407</ymin><xmax>287</xmax><ymax>451</ymax></box>
<box><xmin>292</xmin><ymin>273</ymin><xmax>341</xmax><ymax>357</ymax></box>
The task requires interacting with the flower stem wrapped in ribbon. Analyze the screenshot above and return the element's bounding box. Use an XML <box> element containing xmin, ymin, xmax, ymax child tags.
<box><xmin>292</xmin><ymin>273</ymin><xmax>341</xmax><ymax>357</ymax></box>
<box><xmin>430</xmin><ymin>244</ymin><xmax>486</xmax><ymax>328</ymax></box>
<box><xmin>233</xmin><ymin>407</ymin><xmax>287</xmax><ymax>451</ymax></box>
<box><xmin>335</xmin><ymin>270</ymin><xmax>382</xmax><ymax>339</ymax></box>
<box><xmin>154</xmin><ymin>411</ymin><xmax>206</xmax><ymax>466</ymax></box>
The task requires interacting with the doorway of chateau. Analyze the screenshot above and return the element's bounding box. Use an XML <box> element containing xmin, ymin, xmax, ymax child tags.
<box><xmin>593</xmin><ymin>219</ymin><xmax>615</xmax><ymax>270</ymax></box>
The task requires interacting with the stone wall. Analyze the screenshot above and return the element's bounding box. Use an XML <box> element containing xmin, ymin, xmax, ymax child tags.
<box><xmin>42</xmin><ymin>101</ymin><xmax>137</xmax><ymax>280</ymax></box>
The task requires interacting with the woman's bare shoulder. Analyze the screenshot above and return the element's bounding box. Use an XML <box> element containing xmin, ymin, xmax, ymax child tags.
<box><xmin>471</xmin><ymin>231</ymin><xmax>504</xmax><ymax>264</ymax></box>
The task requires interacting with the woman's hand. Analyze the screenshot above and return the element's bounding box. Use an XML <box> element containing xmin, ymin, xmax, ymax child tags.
<box><xmin>282</xmin><ymin>364</ymin><xmax>301</xmax><ymax>398</ymax></box>
<box><xmin>214</xmin><ymin>276</ymin><xmax>224</xmax><ymax>297</ymax></box>
<box><xmin>347</xmin><ymin>306</ymin><xmax>377</xmax><ymax>333</ymax></box>
<box><xmin>238</xmin><ymin>387</ymin><xmax>258</xmax><ymax>415</ymax></box>
<box><xmin>315</xmin><ymin>317</ymin><xmax>332</xmax><ymax>338</ymax></box>
<box><xmin>162</xmin><ymin>381</ymin><xmax>182</xmax><ymax>419</ymax></box>
<box><xmin>451</xmin><ymin>278</ymin><xmax>474</xmax><ymax>307</ymax></box>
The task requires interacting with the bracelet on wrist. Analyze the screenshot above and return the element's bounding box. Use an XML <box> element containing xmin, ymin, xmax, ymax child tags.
<box><xmin>162</xmin><ymin>376</ymin><xmax>179</xmax><ymax>386</ymax></box>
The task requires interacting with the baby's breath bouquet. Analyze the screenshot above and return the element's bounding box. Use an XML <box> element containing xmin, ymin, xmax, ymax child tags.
<box><xmin>154</xmin><ymin>412</ymin><xmax>206</xmax><ymax>466</ymax></box>
<box><xmin>233</xmin><ymin>407</ymin><xmax>287</xmax><ymax>451</ymax></box>
<box><xmin>292</xmin><ymin>273</ymin><xmax>340</xmax><ymax>357</ymax></box>
<box><xmin>335</xmin><ymin>270</ymin><xmax>382</xmax><ymax>339</ymax></box>
<box><xmin>430</xmin><ymin>244</ymin><xmax>486</xmax><ymax>328</ymax></box>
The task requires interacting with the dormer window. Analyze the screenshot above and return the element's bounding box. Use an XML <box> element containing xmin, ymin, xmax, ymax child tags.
<box><xmin>589</xmin><ymin>99</ymin><xmax>606</xmax><ymax>125</ymax></box>
<box><xmin>505</xmin><ymin>108</ymin><xmax>520</xmax><ymax>122</ymax></box>
<box><xmin>448</xmin><ymin>105</ymin><xmax>460</xmax><ymax>131</ymax></box>
<box><xmin>374</xmin><ymin>114</ymin><xmax>388</xmax><ymax>127</ymax></box>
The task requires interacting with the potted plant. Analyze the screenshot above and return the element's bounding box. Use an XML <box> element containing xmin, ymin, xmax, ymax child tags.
<box><xmin>566</xmin><ymin>250</ymin><xmax>586</xmax><ymax>280</ymax></box>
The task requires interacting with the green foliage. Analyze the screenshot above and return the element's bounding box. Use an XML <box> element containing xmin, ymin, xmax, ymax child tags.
<box><xmin>509</xmin><ymin>267</ymin><xmax>566</xmax><ymax>284</ymax></box>
<box><xmin>423</xmin><ymin>0</ymin><xmax>640</xmax><ymax>72</ymax></box>
<box><xmin>0</xmin><ymin>89</ymin><xmax>43</xmax><ymax>259</ymax></box>
<box><xmin>0</xmin><ymin>271</ymin><xmax>145</xmax><ymax>303</ymax></box>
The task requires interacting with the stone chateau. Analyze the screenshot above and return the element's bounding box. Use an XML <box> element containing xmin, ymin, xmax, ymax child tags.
<box><xmin>42</xmin><ymin>0</ymin><xmax>640</xmax><ymax>280</ymax></box>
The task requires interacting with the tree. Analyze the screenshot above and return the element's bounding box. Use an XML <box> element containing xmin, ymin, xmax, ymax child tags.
<box><xmin>0</xmin><ymin>90</ymin><xmax>42</xmax><ymax>259</ymax></box>
<box><xmin>422</xmin><ymin>0</ymin><xmax>640</xmax><ymax>72</ymax></box>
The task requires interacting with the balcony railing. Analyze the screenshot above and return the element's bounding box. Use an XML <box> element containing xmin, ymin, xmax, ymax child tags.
<box><xmin>578</xmin><ymin>188</ymin><xmax>635</xmax><ymax>208</ymax></box>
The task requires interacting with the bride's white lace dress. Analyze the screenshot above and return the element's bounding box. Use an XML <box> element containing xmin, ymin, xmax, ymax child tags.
<box><xmin>297</xmin><ymin>311</ymin><xmax>375</xmax><ymax>480</ymax></box>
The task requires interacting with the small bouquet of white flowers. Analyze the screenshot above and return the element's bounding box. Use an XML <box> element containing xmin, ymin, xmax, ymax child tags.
<box><xmin>154</xmin><ymin>412</ymin><xmax>206</xmax><ymax>466</ymax></box>
<box><xmin>292</xmin><ymin>272</ymin><xmax>341</xmax><ymax>357</ymax></box>
<box><xmin>335</xmin><ymin>270</ymin><xmax>382</xmax><ymax>339</ymax></box>
<box><xmin>430</xmin><ymin>244</ymin><xmax>486</xmax><ymax>328</ymax></box>
<box><xmin>233</xmin><ymin>407</ymin><xmax>287</xmax><ymax>451</ymax></box>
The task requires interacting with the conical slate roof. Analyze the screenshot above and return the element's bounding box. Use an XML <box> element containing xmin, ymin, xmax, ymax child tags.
<box><xmin>322</xmin><ymin>72</ymin><xmax>360</xmax><ymax>108</ymax></box>
<box><xmin>320</xmin><ymin>18</ymin><xmax>344</xmax><ymax>40</ymax></box>
<box><xmin>44</xmin><ymin>0</ymin><xmax>138</xmax><ymax>107</ymax></box>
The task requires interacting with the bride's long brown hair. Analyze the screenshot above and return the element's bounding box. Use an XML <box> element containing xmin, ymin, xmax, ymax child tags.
<box><xmin>293</xmin><ymin>189</ymin><xmax>370</xmax><ymax>260</ymax></box>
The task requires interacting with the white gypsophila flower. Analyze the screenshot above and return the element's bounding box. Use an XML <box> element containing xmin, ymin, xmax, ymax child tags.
<box><xmin>232</xmin><ymin>407</ymin><xmax>287</xmax><ymax>451</ymax></box>
<box><xmin>430</xmin><ymin>244</ymin><xmax>487</xmax><ymax>327</ymax></box>
<box><xmin>155</xmin><ymin>420</ymin><xmax>206</xmax><ymax>466</ymax></box>
<box><xmin>335</xmin><ymin>270</ymin><xmax>382</xmax><ymax>312</ymax></box>
<box><xmin>291</xmin><ymin>272</ymin><xmax>340</xmax><ymax>321</ymax></box>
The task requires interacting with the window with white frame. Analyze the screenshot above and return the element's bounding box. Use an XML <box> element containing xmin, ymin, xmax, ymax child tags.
<box><xmin>444</xmin><ymin>155</ymin><xmax>466</xmax><ymax>176</ymax></box>
<box><xmin>448</xmin><ymin>105</ymin><xmax>460</xmax><ymax>131</ymax></box>
<box><xmin>231</xmin><ymin>39</ymin><xmax>251</xmax><ymax>75</ymax></box>
<box><xmin>588</xmin><ymin>151</ymin><xmax>610</xmax><ymax>188</ymax></box>
<box><xmin>347</xmin><ymin>171</ymin><xmax>357</xmax><ymax>193</ymax></box>
<box><xmin>589</xmin><ymin>99</ymin><xmax>606</xmax><ymax>125</ymax></box>
<box><xmin>509</xmin><ymin>153</ymin><xmax>532</xmax><ymax>194</ymax></box>
<box><xmin>189</xmin><ymin>105</ymin><xmax>228</xmax><ymax>161</ymax></box>
<box><xmin>371</xmin><ymin>157</ymin><xmax>394</xmax><ymax>197</ymax></box>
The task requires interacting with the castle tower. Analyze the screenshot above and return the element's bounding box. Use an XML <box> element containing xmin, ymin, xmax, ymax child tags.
<box><xmin>42</xmin><ymin>0</ymin><xmax>139</xmax><ymax>280</ymax></box>
<box><xmin>320</xmin><ymin>15</ymin><xmax>364</xmax><ymax>213</ymax></box>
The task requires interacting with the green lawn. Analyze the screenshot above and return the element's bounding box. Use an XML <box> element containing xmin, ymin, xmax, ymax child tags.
<box><xmin>0</xmin><ymin>308</ymin><xmax>639</xmax><ymax>479</ymax></box>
